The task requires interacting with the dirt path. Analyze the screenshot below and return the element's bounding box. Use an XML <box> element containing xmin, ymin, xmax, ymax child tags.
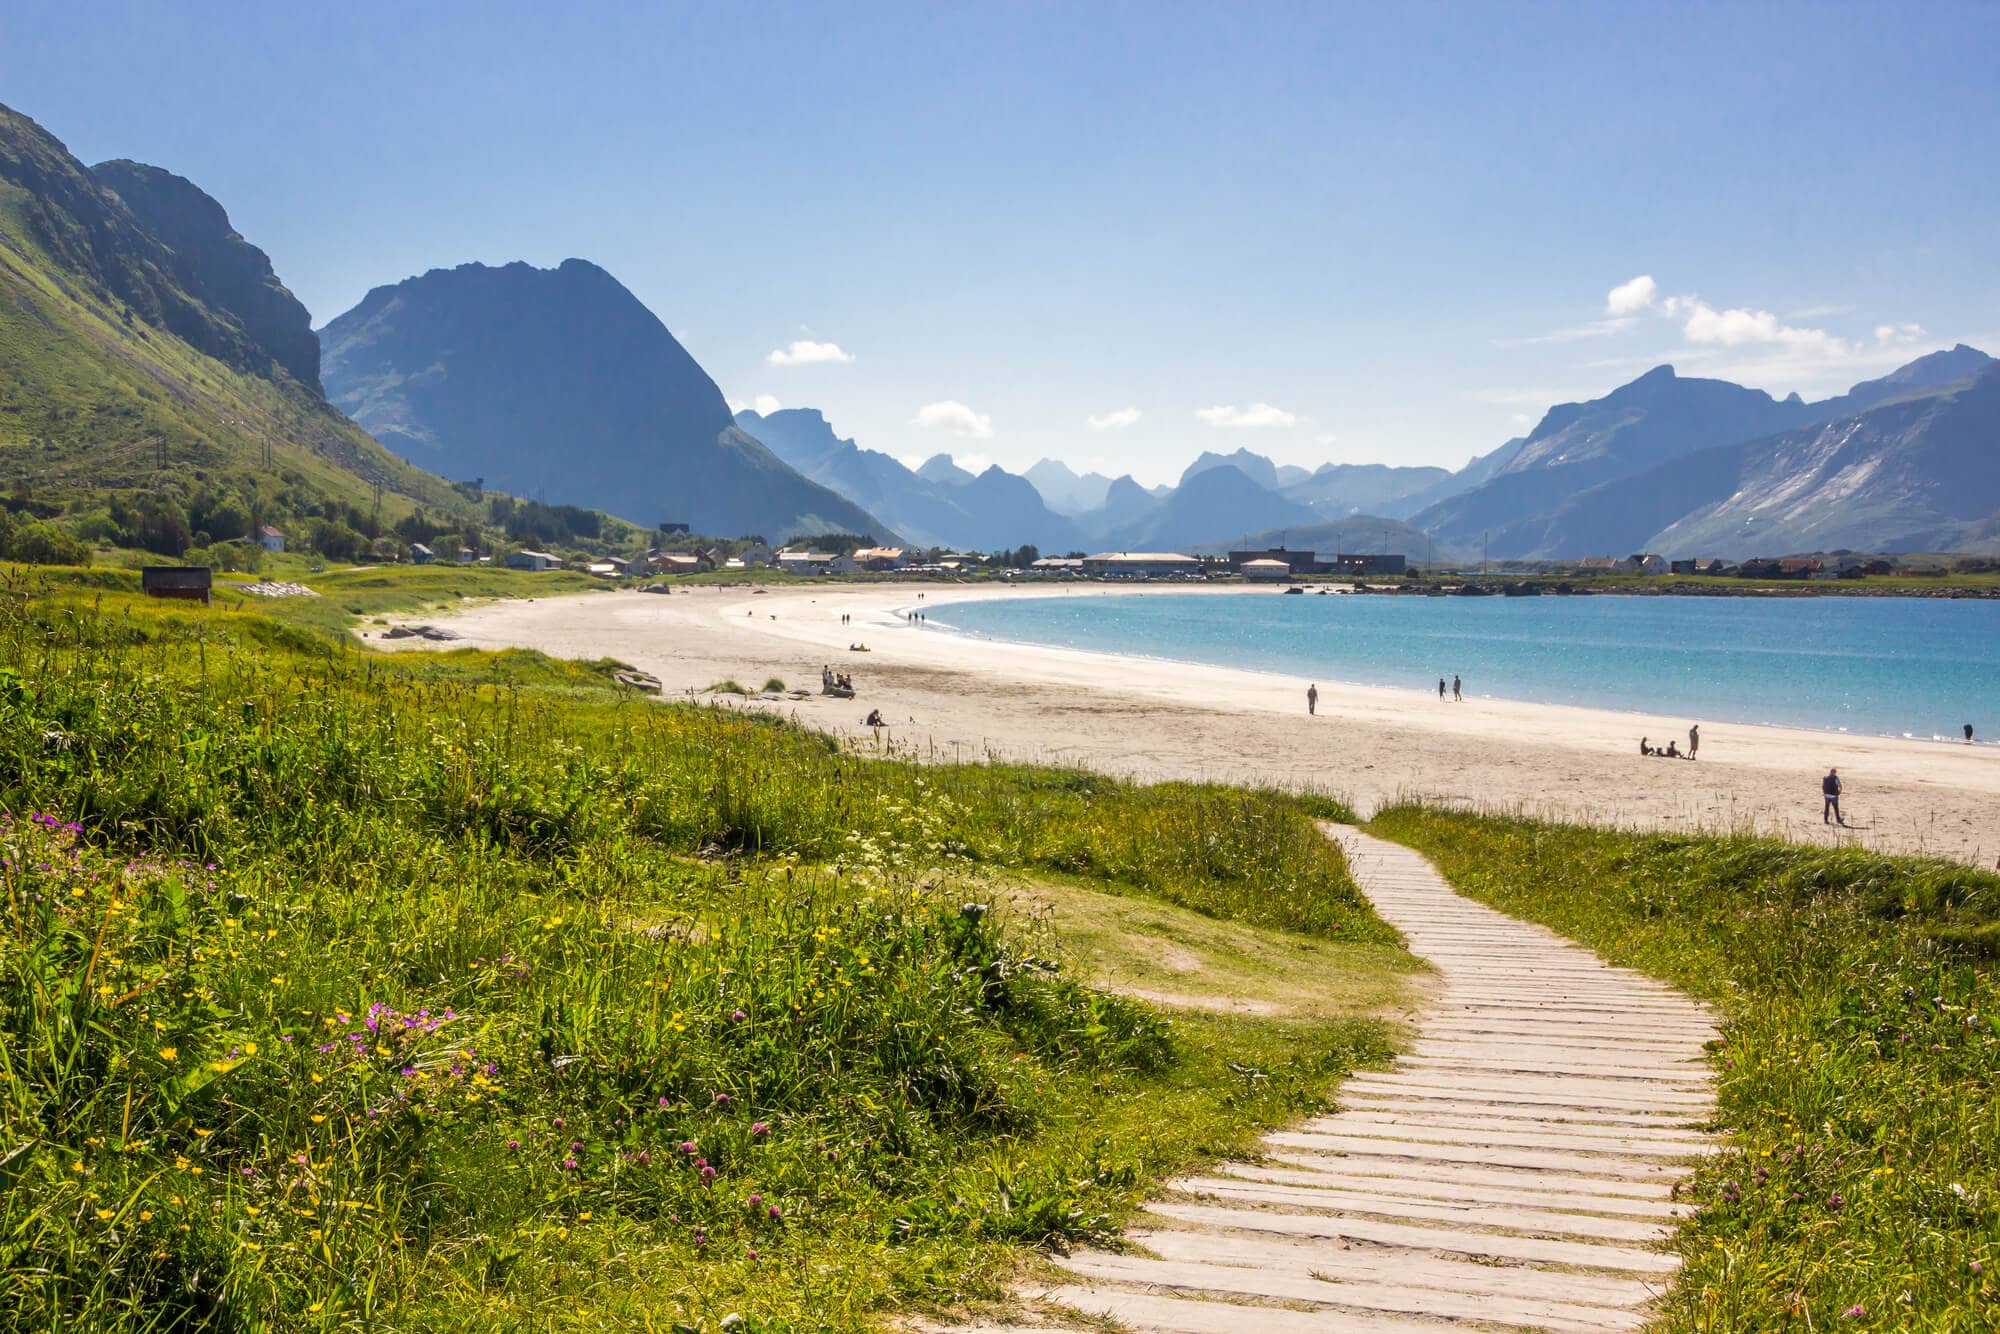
<box><xmin>992</xmin><ymin>828</ymin><xmax>1720</xmax><ymax>1332</ymax></box>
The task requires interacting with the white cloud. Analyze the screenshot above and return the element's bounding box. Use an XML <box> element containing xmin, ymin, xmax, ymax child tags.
<box><xmin>1086</xmin><ymin>406</ymin><xmax>1142</xmax><ymax>432</ymax></box>
<box><xmin>767</xmin><ymin>339</ymin><xmax>855</xmax><ymax>366</ymax></box>
<box><xmin>1314</xmin><ymin>432</ymin><xmax>1338</xmax><ymax>446</ymax></box>
<box><xmin>1195</xmin><ymin>402</ymin><xmax>1297</xmax><ymax>428</ymax></box>
<box><xmin>1875</xmin><ymin>321</ymin><xmax>1925</xmax><ymax>346</ymax></box>
<box><xmin>727</xmin><ymin>398</ymin><xmax>746</xmax><ymax>413</ymax></box>
<box><xmin>1605</xmin><ymin>274</ymin><xmax>1658</xmax><ymax>316</ymax></box>
<box><xmin>751</xmin><ymin>394</ymin><xmax>783</xmax><ymax>415</ymax></box>
<box><xmin>1787</xmin><ymin>303</ymin><xmax>1856</xmax><ymax>320</ymax></box>
<box><xmin>1671</xmin><ymin>298</ymin><xmax>1844</xmax><ymax>354</ymax></box>
<box><xmin>1500</xmin><ymin>317</ymin><xmax>1634</xmax><ymax>347</ymax></box>
<box><xmin>912</xmin><ymin>400</ymin><xmax>994</xmax><ymax>439</ymax></box>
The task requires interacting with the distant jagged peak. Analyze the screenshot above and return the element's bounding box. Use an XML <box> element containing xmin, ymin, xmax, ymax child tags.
<box><xmin>915</xmin><ymin>453</ymin><xmax>977</xmax><ymax>486</ymax></box>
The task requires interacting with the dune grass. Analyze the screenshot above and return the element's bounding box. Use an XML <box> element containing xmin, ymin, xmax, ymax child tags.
<box><xmin>0</xmin><ymin>573</ymin><xmax>1401</xmax><ymax>1330</ymax></box>
<box><xmin>1371</xmin><ymin>805</ymin><xmax>2000</xmax><ymax>1331</ymax></box>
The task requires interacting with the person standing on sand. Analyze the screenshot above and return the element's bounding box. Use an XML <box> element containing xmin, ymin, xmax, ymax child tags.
<box><xmin>1823</xmin><ymin>768</ymin><xmax>1844</xmax><ymax>825</ymax></box>
<box><xmin>1966</xmin><ymin>723</ymin><xmax>1975</xmax><ymax>745</ymax></box>
<box><xmin>1438</xmin><ymin>677</ymin><xmax>1447</xmax><ymax>699</ymax></box>
<box><xmin>1307</xmin><ymin>683</ymin><xmax>1318</xmax><ymax>715</ymax></box>
<box><xmin>1452</xmin><ymin>675</ymin><xmax>1462</xmax><ymax>701</ymax></box>
<box><xmin>1689</xmin><ymin>724</ymin><xmax>1700</xmax><ymax>759</ymax></box>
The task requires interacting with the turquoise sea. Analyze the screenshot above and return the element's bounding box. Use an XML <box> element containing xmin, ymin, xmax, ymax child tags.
<box><xmin>928</xmin><ymin>591</ymin><xmax>2000</xmax><ymax>741</ymax></box>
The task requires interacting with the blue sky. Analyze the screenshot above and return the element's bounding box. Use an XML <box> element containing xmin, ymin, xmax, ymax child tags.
<box><xmin>9</xmin><ymin>1</ymin><xmax>1998</xmax><ymax>483</ymax></box>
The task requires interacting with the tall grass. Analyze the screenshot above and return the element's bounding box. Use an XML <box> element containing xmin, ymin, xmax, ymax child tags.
<box><xmin>1372</xmin><ymin>805</ymin><xmax>2000</xmax><ymax>1331</ymax></box>
<box><xmin>0</xmin><ymin>582</ymin><xmax>1394</xmax><ymax>1329</ymax></box>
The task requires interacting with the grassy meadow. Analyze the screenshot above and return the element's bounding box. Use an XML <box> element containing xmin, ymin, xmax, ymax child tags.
<box><xmin>1372</xmin><ymin>806</ymin><xmax>2000</xmax><ymax>1332</ymax></box>
<box><xmin>0</xmin><ymin>567</ymin><xmax>1406</xmax><ymax>1331</ymax></box>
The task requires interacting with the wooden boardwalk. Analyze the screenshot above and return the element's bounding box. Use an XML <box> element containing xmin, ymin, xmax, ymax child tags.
<box><xmin>999</xmin><ymin>828</ymin><xmax>1720</xmax><ymax>1332</ymax></box>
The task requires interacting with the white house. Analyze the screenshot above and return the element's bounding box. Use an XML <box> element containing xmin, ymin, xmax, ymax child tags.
<box><xmin>1240</xmin><ymin>558</ymin><xmax>1292</xmax><ymax>582</ymax></box>
<box><xmin>776</xmin><ymin>550</ymin><xmax>836</xmax><ymax>576</ymax></box>
<box><xmin>1081</xmin><ymin>551</ymin><xmax>1202</xmax><ymax>579</ymax></box>
<box><xmin>257</xmin><ymin>525</ymin><xmax>285</xmax><ymax>553</ymax></box>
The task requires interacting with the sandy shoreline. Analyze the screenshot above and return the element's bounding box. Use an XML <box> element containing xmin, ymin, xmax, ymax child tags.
<box><xmin>369</xmin><ymin>581</ymin><xmax>2000</xmax><ymax>865</ymax></box>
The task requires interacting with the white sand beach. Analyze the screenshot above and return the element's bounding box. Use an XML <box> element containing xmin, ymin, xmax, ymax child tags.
<box><xmin>371</xmin><ymin>582</ymin><xmax>2000</xmax><ymax>865</ymax></box>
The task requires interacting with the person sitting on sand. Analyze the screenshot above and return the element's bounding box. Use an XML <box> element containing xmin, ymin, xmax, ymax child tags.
<box><xmin>864</xmin><ymin>708</ymin><xmax>884</xmax><ymax>727</ymax></box>
<box><xmin>1640</xmin><ymin>737</ymin><xmax>1651</xmax><ymax>755</ymax></box>
<box><xmin>1664</xmin><ymin>740</ymin><xmax>1680</xmax><ymax>758</ymax></box>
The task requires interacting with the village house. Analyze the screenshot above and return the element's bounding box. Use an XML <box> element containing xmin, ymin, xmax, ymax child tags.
<box><xmin>851</xmin><ymin>546</ymin><xmax>908</xmax><ymax>571</ymax></box>
<box><xmin>656</xmin><ymin>553</ymin><xmax>705</xmax><ymax>575</ymax></box>
<box><xmin>1228</xmin><ymin>547</ymin><xmax>1320</xmax><ymax>574</ymax></box>
<box><xmin>1029</xmin><ymin>557</ymin><xmax>1084</xmax><ymax>577</ymax></box>
<box><xmin>141</xmin><ymin>566</ymin><xmax>212</xmax><ymax>606</ymax></box>
<box><xmin>1623</xmin><ymin>553</ymin><xmax>1668</xmax><ymax>575</ymax></box>
<box><xmin>409</xmin><ymin>542</ymin><xmax>434</xmax><ymax>565</ymax></box>
<box><xmin>506</xmin><ymin>550</ymin><xmax>561</xmax><ymax>571</ymax></box>
<box><xmin>1669</xmin><ymin>557</ymin><xmax>1732</xmax><ymax>576</ymax></box>
<box><xmin>775</xmin><ymin>550</ymin><xmax>837</xmax><ymax>576</ymax></box>
<box><xmin>1240</xmin><ymin>558</ymin><xmax>1293</xmax><ymax>583</ymax></box>
<box><xmin>1081</xmin><ymin>551</ymin><xmax>1202</xmax><ymax>579</ymax></box>
<box><xmin>1577</xmin><ymin>557</ymin><xmax>1618</xmax><ymax>572</ymax></box>
<box><xmin>257</xmin><ymin>525</ymin><xmax>285</xmax><ymax>553</ymax></box>
<box><xmin>739</xmin><ymin>542</ymin><xmax>775</xmax><ymax>567</ymax></box>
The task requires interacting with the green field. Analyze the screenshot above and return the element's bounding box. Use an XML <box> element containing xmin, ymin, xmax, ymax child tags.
<box><xmin>0</xmin><ymin>570</ymin><xmax>1412</xmax><ymax>1330</ymax></box>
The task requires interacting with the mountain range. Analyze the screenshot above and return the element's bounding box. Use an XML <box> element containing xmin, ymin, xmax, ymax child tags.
<box><xmin>1408</xmin><ymin>346</ymin><xmax>1998</xmax><ymax>559</ymax></box>
<box><xmin>6</xmin><ymin>90</ymin><xmax>1997</xmax><ymax>567</ymax></box>
<box><xmin>319</xmin><ymin>261</ymin><xmax>893</xmax><ymax>543</ymax></box>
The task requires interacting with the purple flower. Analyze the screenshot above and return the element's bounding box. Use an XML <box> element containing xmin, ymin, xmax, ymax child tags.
<box><xmin>732</xmin><ymin>1009</ymin><xmax>747</xmax><ymax>1022</ymax></box>
<box><xmin>748</xmin><ymin>1193</ymin><xmax>763</xmax><ymax>1208</ymax></box>
<box><xmin>562</xmin><ymin>1157</ymin><xmax>578</xmax><ymax>1170</ymax></box>
<box><xmin>552</xmin><ymin>1117</ymin><xmax>565</xmax><ymax>1129</ymax></box>
<box><xmin>1828</xmin><ymin>1192</ymin><xmax>1845</xmax><ymax>1210</ymax></box>
<box><xmin>1844</xmin><ymin>1304</ymin><xmax>1865</xmax><ymax>1319</ymax></box>
<box><xmin>767</xmin><ymin>1204</ymin><xmax>782</xmax><ymax>1220</ymax></box>
<box><xmin>750</xmin><ymin>1121</ymin><xmax>770</xmax><ymax>1137</ymax></box>
<box><xmin>505</xmin><ymin>1140</ymin><xmax>520</xmax><ymax>1151</ymax></box>
<box><xmin>571</xmin><ymin>1140</ymin><xmax>583</xmax><ymax>1152</ymax></box>
<box><xmin>714</xmin><ymin>1092</ymin><xmax>732</xmax><ymax>1107</ymax></box>
<box><xmin>681</xmin><ymin>1141</ymin><xmax>697</xmax><ymax>1155</ymax></box>
<box><xmin>700</xmin><ymin>1165</ymin><xmax>717</xmax><ymax>1184</ymax></box>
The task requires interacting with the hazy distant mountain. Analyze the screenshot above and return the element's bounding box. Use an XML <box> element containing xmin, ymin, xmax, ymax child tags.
<box><xmin>737</xmin><ymin>410</ymin><xmax>1084</xmax><ymax>551</ymax></box>
<box><xmin>1411</xmin><ymin>366</ymin><xmax>1821</xmax><ymax>556</ymax></box>
<box><xmin>1191</xmin><ymin>516</ymin><xmax>1458</xmax><ymax>564</ymax></box>
<box><xmin>1274</xmin><ymin>463</ymin><xmax>1312</xmax><ymax>487</ymax></box>
<box><xmin>1024</xmin><ymin>458</ymin><xmax>1114</xmax><ymax>514</ymax></box>
<box><xmin>1646</xmin><ymin>364</ymin><xmax>2000</xmax><ymax>557</ymax></box>
<box><xmin>915</xmin><ymin>454</ymin><xmax>977</xmax><ymax>487</ymax></box>
<box><xmin>1280</xmin><ymin>462</ymin><xmax>1454</xmax><ymax>520</ymax></box>
<box><xmin>1083</xmin><ymin>475</ymin><xmax>1164</xmax><ymax>539</ymax></box>
<box><xmin>1181</xmin><ymin>448</ymin><xmax>1282</xmax><ymax>492</ymax></box>
<box><xmin>1102</xmin><ymin>464</ymin><xmax>1322</xmax><ymax>551</ymax></box>
<box><xmin>320</xmin><ymin>259</ymin><xmax>893</xmax><ymax>541</ymax></box>
<box><xmin>736</xmin><ymin>408</ymin><xmax>965</xmax><ymax>548</ymax></box>
<box><xmin>1456</xmin><ymin>354</ymin><xmax>2000</xmax><ymax>559</ymax></box>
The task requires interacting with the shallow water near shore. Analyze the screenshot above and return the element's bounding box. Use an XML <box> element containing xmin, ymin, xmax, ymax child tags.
<box><xmin>930</xmin><ymin>590</ymin><xmax>2000</xmax><ymax>741</ymax></box>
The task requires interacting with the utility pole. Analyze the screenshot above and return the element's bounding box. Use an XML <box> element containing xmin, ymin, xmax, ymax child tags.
<box><xmin>1482</xmin><ymin>531</ymin><xmax>1489</xmax><ymax>576</ymax></box>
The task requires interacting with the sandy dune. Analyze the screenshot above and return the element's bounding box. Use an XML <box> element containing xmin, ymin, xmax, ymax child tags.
<box><xmin>369</xmin><ymin>581</ymin><xmax>2000</xmax><ymax>864</ymax></box>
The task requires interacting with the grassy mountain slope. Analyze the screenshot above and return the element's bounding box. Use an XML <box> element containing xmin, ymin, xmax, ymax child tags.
<box><xmin>0</xmin><ymin>101</ymin><xmax>465</xmax><ymax>520</ymax></box>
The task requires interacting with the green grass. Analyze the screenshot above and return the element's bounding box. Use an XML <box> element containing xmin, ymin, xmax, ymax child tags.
<box><xmin>1371</xmin><ymin>805</ymin><xmax>2000</xmax><ymax>1331</ymax></box>
<box><xmin>0</xmin><ymin>577</ymin><xmax>1405</xmax><ymax>1330</ymax></box>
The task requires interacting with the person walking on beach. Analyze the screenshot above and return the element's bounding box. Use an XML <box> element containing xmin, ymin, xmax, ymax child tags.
<box><xmin>1822</xmin><ymin>767</ymin><xmax>1844</xmax><ymax>826</ymax></box>
<box><xmin>1688</xmin><ymin>724</ymin><xmax>1700</xmax><ymax>759</ymax></box>
<box><xmin>1966</xmin><ymin>723</ymin><xmax>1975</xmax><ymax>745</ymax></box>
<box><xmin>1307</xmin><ymin>683</ymin><xmax>1318</xmax><ymax>715</ymax></box>
<box><xmin>1452</xmin><ymin>674</ymin><xmax>1462</xmax><ymax>701</ymax></box>
<box><xmin>1438</xmin><ymin>677</ymin><xmax>1447</xmax><ymax>699</ymax></box>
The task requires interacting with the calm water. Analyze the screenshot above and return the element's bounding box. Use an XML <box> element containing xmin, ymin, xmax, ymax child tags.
<box><xmin>929</xmin><ymin>591</ymin><xmax>2000</xmax><ymax>740</ymax></box>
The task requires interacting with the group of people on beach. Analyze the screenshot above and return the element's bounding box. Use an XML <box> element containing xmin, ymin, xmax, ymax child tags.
<box><xmin>821</xmin><ymin>665</ymin><xmax>855</xmax><ymax>692</ymax></box>
<box><xmin>1641</xmin><ymin>725</ymin><xmax>1699</xmax><ymax>760</ymax></box>
<box><xmin>1438</xmin><ymin>675</ymin><xmax>1462</xmax><ymax>701</ymax></box>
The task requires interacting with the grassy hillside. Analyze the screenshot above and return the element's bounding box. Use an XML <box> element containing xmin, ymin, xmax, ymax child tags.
<box><xmin>0</xmin><ymin>569</ymin><xmax>1409</xmax><ymax>1330</ymax></box>
<box><xmin>0</xmin><ymin>101</ymin><xmax>484</xmax><ymax>551</ymax></box>
<box><xmin>1372</xmin><ymin>806</ymin><xmax>2000</xmax><ymax>1331</ymax></box>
